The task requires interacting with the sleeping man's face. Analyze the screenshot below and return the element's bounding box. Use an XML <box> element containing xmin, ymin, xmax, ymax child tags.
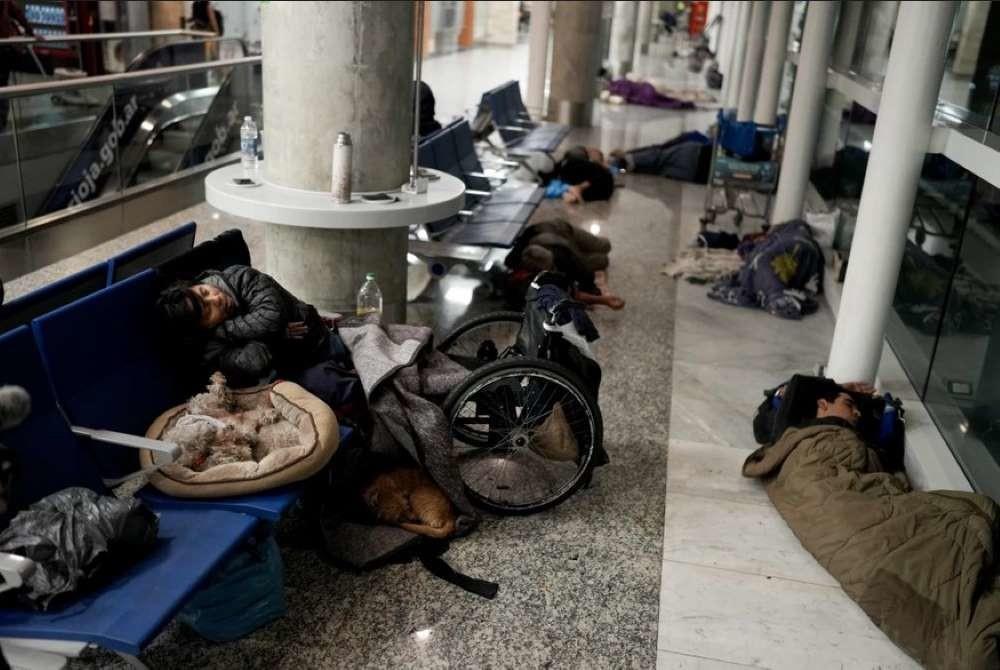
<box><xmin>816</xmin><ymin>392</ymin><xmax>861</xmax><ymax>426</ymax></box>
<box><xmin>190</xmin><ymin>284</ymin><xmax>236</xmax><ymax>329</ymax></box>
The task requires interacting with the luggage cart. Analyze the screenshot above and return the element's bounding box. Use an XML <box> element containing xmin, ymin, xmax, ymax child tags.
<box><xmin>701</xmin><ymin>110</ymin><xmax>785</xmax><ymax>229</ymax></box>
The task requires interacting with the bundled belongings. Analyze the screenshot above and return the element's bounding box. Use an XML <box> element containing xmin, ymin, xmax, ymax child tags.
<box><xmin>708</xmin><ymin>221</ymin><xmax>824</xmax><ymax>319</ymax></box>
<box><xmin>142</xmin><ymin>372</ymin><xmax>340</xmax><ymax>498</ymax></box>
<box><xmin>743</xmin><ymin>421</ymin><xmax>1000</xmax><ymax>670</ymax></box>
<box><xmin>0</xmin><ymin>488</ymin><xmax>158</xmax><ymax>610</ymax></box>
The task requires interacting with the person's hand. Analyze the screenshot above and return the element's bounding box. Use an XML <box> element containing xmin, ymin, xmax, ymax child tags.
<box><xmin>286</xmin><ymin>321</ymin><xmax>309</xmax><ymax>340</ymax></box>
<box><xmin>842</xmin><ymin>381</ymin><xmax>876</xmax><ymax>395</ymax></box>
<box><xmin>562</xmin><ymin>184</ymin><xmax>584</xmax><ymax>204</ymax></box>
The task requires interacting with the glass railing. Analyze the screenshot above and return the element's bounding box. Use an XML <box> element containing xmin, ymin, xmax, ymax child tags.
<box><xmin>0</xmin><ymin>29</ymin><xmax>228</xmax><ymax>87</ymax></box>
<box><xmin>0</xmin><ymin>56</ymin><xmax>262</xmax><ymax>239</ymax></box>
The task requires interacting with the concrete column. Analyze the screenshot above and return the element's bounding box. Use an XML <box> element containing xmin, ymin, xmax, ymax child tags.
<box><xmin>753</xmin><ymin>1</ymin><xmax>793</xmax><ymax>126</ymax></box>
<box><xmin>770</xmin><ymin>1</ymin><xmax>837</xmax><ymax>224</ymax></box>
<box><xmin>857</xmin><ymin>1</ymin><xmax>899</xmax><ymax>82</ymax></box>
<box><xmin>724</xmin><ymin>1</ymin><xmax>751</xmax><ymax>109</ymax></box>
<box><xmin>826</xmin><ymin>1</ymin><xmax>958</xmax><ymax>383</ymax></box>
<box><xmin>610</xmin><ymin>1</ymin><xmax>640</xmax><ymax>78</ymax></box>
<box><xmin>633</xmin><ymin>0</ymin><xmax>654</xmax><ymax>61</ymax></box>
<box><xmin>952</xmin><ymin>0</ymin><xmax>990</xmax><ymax>77</ymax></box>
<box><xmin>548</xmin><ymin>0</ymin><xmax>604</xmax><ymax>126</ymax></box>
<box><xmin>526</xmin><ymin>0</ymin><xmax>552</xmax><ymax>117</ymax></box>
<box><xmin>262</xmin><ymin>1</ymin><xmax>414</xmax><ymax>322</ymax></box>
<box><xmin>832</xmin><ymin>0</ymin><xmax>864</xmax><ymax>72</ymax></box>
<box><xmin>736</xmin><ymin>1</ymin><xmax>771</xmax><ymax>122</ymax></box>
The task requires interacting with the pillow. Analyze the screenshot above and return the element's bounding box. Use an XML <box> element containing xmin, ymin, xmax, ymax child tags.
<box><xmin>140</xmin><ymin>381</ymin><xmax>339</xmax><ymax>498</ymax></box>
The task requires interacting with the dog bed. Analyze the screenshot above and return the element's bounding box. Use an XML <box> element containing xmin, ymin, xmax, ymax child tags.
<box><xmin>141</xmin><ymin>374</ymin><xmax>339</xmax><ymax>498</ymax></box>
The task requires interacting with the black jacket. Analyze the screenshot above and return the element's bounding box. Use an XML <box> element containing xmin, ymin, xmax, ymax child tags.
<box><xmin>199</xmin><ymin>266</ymin><xmax>328</xmax><ymax>386</ymax></box>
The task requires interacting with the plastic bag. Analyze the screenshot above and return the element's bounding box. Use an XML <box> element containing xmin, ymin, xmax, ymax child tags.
<box><xmin>0</xmin><ymin>487</ymin><xmax>158</xmax><ymax>610</ymax></box>
<box><xmin>178</xmin><ymin>536</ymin><xmax>286</xmax><ymax>641</ymax></box>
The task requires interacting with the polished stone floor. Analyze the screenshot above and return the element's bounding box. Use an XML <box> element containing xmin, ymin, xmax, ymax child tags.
<box><xmin>7</xmin><ymin>42</ymin><xmax>929</xmax><ymax>670</ymax></box>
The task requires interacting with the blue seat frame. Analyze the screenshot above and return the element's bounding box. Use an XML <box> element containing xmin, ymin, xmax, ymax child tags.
<box><xmin>0</xmin><ymin>263</ymin><xmax>108</xmax><ymax>337</ymax></box>
<box><xmin>106</xmin><ymin>222</ymin><xmax>197</xmax><ymax>285</ymax></box>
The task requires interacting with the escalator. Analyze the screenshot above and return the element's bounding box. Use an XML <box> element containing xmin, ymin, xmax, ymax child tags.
<box><xmin>34</xmin><ymin>38</ymin><xmax>258</xmax><ymax>217</ymax></box>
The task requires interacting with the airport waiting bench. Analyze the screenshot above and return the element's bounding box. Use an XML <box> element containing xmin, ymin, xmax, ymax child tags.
<box><xmin>417</xmin><ymin>118</ymin><xmax>543</xmax><ymax>250</ymax></box>
<box><xmin>0</xmin><ymin>325</ymin><xmax>258</xmax><ymax>666</ymax></box>
<box><xmin>0</xmin><ymin>232</ymin><xmax>353</xmax><ymax>664</ymax></box>
<box><xmin>0</xmin><ymin>222</ymin><xmax>198</xmax><ymax>337</ymax></box>
<box><xmin>481</xmin><ymin>80</ymin><xmax>569</xmax><ymax>155</ymax></box>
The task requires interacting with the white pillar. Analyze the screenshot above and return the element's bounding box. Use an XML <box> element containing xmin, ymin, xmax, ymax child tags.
<box><xmin>724</xmin><ymin>1</ymin><xmax>751</xmax><ymax>109</ymax></box>
<box><xmin>715</xmin><ymin>1</ymin><xmax>735</xmax><ymax>76</ymax></box>
<box><xmin>610</xmin><ymin>0</ymin><xmax>640</xmax><ymax>78</ymax></box>
<box><xmin>736</xmin><ymin>1</ymin><xmax>771</xmax><ymax>122</ymax></box>
<box><xmin>633</xmin><ymin>1</ymin><xmax>654</xmax><ymax>67</ymax></box>
<box><xmin>526</xmin><ymin>0</ymin><xmax>551</xmax><ymax>117</ymax></box>
<box><xmin>770</xmin><ymin>1</ymin><xmax>837</xmax><ymax>224</ymax></box>
<box><xmin>753</xmin><ymin>0</ymin><xmax>793</xmax><ymax>125</ymax></box>
<box><xmin>826</xmin><ymin>1</ymin><xmax>958</xmax><ymax>383</ymax></box>
<box><xmin>262</xmin><ymin>1</ymin><xmax>414</xmax><ymax>321</ymax></box>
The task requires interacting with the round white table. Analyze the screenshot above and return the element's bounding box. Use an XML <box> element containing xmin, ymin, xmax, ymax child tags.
<box><xmin>204</xmin><ymin>163</ymin><xmax>465</xmax><ymax>229</ymax></box>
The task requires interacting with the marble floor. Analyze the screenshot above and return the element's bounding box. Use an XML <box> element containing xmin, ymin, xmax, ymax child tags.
<box><xmin>5</xmin><ymin>43</ymin><xmax>929</xmax><ymax>670</ymax></box>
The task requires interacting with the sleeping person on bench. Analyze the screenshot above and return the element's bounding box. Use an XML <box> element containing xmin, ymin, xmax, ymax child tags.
<box><xmin>155</xmin><ymin>265</ymin><xmax>358</xmax><ymax>410</ymax></box>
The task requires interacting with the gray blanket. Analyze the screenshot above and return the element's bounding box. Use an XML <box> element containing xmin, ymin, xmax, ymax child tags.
<box><xmin>338</xmin><ymin>319</ymin><xmax>478</xmax><ymax>531</ymax></box>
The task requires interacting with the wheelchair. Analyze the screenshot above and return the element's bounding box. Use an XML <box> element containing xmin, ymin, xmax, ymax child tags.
<box><xmin>437</xmin><ymin>275</ymin><xmax>604</xmax><ymax>515</ymax></box>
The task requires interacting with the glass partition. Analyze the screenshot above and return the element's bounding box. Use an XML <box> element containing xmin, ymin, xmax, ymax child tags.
<box><xmin>0</xmin><ymin>58</ymin><xmax>261</xmax><ymax>223</ymax></box>
<box><xmin>920</xmin><ymin>179</ymin><xmax>1000</xmax><ymax>499</ymax></box>
<box><xmin>936</xmin><ymin>1</ymin><xmax>1000</xmax><ymax>133</ymax></box>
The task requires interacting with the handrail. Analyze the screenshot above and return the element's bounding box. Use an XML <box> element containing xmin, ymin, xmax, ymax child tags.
<box><xmin>0</xmin><ymin>29</ymin><xmax>215</xmax><ymax>46</ymax></box>
<box><xmin>0</xmin><ymin>56</ymin><xmax>261</xmax><ymax>100</ymax></box>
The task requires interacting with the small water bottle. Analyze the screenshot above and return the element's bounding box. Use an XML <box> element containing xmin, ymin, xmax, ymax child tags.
<box><xmin>240</xmin><ymin>116</ymin><xmax>258</xmax><ymax>178</ymax></box>
<box><xmin>356</xmin><ymin>273</ymin><xmax>383</xmax><ymax>318</ymax></box>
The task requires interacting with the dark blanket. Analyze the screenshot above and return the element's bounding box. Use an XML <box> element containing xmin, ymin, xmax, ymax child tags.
<box><xmin>607</xmin><ymin>79</ymin><xmax>696</xmax><ymax>110</ymax></box>
<box><xmin>325</xmin><ymin>319</ymin><xmax>477</xmax><ymax>566</ymax></box>
<box><xmin>708</xmin><ymin>221</ymin><xmax>824</xmax><ymax>319</ymax></box>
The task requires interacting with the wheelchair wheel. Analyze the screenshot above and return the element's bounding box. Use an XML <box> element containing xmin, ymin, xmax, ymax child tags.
<box><xmin>443</xmin><ymin>358</ymin><xmax>602</xmax><ymax>515</ymax></box>
<box><xmin>438</xmin><ymin>311</ymin><xmax>524</xmax><ymax>370</ymax></box>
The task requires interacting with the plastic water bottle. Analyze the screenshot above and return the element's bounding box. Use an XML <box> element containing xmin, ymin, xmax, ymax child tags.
<box><xmin>240</xmin><ymin>116</ymin><xmax>258</xmax><ymax>178</ymax></box>
<box><xmin>356</xmin><ymin>273</ymin><xmax>383</xmax><ymax>318</ymax></box>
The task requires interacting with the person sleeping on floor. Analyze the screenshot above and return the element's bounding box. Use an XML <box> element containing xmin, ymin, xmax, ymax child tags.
<box><xmin>542</xmin><ymin>146</ymin><xmax>617</xmax><ymax>204</ymax></box>
<box><xmin>608</xmin><ymin>130</ymin><xmax>713</xmax><ymax>183</ymax></box>
<box><xmin>504</xmin><ymin>220</ymin><xmax>625</xmax><ymax>310</ymax></box>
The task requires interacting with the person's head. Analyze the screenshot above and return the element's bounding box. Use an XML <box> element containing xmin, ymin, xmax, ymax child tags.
<box><xmin>563</xmin><ymin>145</ymin><xmax>589</xmax><ymax>162</ymax></box>
<box><xmin>156</xmin><ymin>280</ymin><xmax>236</xmax><ymax>331</ymax></box>
<box><xmin>521</xmin><ymin>245</ymin><xmax>555</xmax><ymax>273</ymax></box>
<box><xmin>815</xmin><ymin>382</ymin><xmax>861</xmax><ymax>426</ymax></box>
<box><xmin>585</xmin><ymin>147</ymin><xmax>605</xmax><ymax>165</ymax></box>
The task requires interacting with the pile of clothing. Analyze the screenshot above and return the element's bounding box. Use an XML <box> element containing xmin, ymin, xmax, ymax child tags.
<box><xmin>707</xmin><ymin>221</ymin><xmax>824</xmax><ymax>319</ymax></box>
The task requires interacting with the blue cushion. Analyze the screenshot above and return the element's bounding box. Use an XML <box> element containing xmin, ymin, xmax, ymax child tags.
<box><xmin>0</xmin><ymin>263</ymin><xmax>108</xmax><ymax>336</ymax></box>
<box><xmin>107</xmin><ymin>222</ymin><xmax>196</xmax><ymax>285</ymax></box>
<box><xmin>0</xmin><ymin>327</ymin><xmax>106</xmax><ymax>513</ymax></box>
<box><xmin>32</xmin><ymin>270</ymin><xmax>192</xmax><ymax>480</ymax></box>
<box><xmin>0</xmin><ymin>507</ymin><xmax>256</xmax><ymax>656</ymax></box>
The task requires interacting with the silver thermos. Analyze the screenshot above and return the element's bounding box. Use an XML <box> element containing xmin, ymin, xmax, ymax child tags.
<box><xmin>331</xmin><ymin>131</ymin><xmax>353</xmax><ymax>203</ymax></box>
